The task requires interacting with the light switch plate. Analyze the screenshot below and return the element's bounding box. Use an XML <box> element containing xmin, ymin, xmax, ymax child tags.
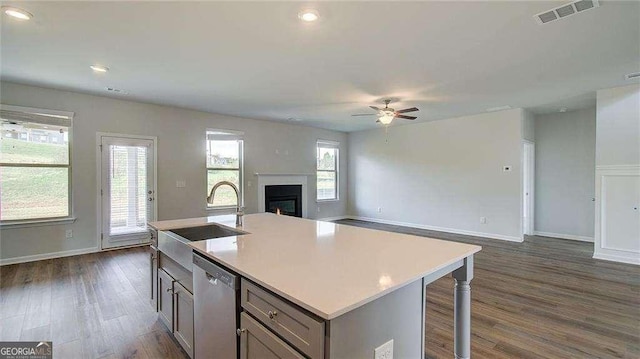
<box><xmin>176</xmin><ymin>180</ymin><xmax>186</xmax><ymax>188</ymax></box>
<box><xmin>374</xmin><ymin>339</ymin><xmax>393</xmax><ymax>359</ymax></box>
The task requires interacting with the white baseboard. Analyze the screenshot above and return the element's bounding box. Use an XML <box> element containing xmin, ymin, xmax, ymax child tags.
<box><xmin>347</xmin><ymin>216</ymin><xmax>523</xmax><ymax>242</ymax></box>
<box><xmin>533</xmin><ymin>231</ymin><xmax>594</xmax><ymax>242</ymax></box>
<box><xmin>0</xmin><ymin>246</ymin><xmax>100</xmax><ymax>266</ymax></box>
<box><xmin>593</xmin><ymin>252</ymin><xmax>640</xmax><ymax>266</ymax></box>
<box><xmin>316</xmin><ymin>216</ymin><xmax>350</xmax><ymax>222</ymax></box>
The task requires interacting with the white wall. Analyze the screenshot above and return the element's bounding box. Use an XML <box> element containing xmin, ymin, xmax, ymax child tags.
<box><xmin>534</xmin><ymin>108</ymin><xmax>596</xmax><ymax>241</ymax></box>
<box><xmin>593</xmin><ymin>84</ymin><xmax>640</xmax><ymax>265</ymax></box>
<box><xmin>0</xmin><ymin>82</ymin><xmax>348</xmax><ymax>263</ymax></box>
<box><xmin>348</xmin><ymin>109</ymin><xmax>525</xmax><ymax>241</ymax></box>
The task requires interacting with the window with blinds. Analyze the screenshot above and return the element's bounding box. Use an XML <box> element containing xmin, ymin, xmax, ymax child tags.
<box><xmin>0</xmin><ymin>105</ymin><xmax>74</xmax><ymax>222</ymax></box>
<box><xmin>317</xmin><ymin>140</ymin><xmax>339</xmax><ymax>201</ymax></box>
<box><xmin>206</xmin><ymin>130</ymin><xmax>244</xmax><ymax>208</ymax></box>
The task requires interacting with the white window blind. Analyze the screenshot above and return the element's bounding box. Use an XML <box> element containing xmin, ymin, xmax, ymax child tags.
<box><xmin>109</xmin><ymin>145</ymin><xmax>148</xmax><ymax>235</ymax></box>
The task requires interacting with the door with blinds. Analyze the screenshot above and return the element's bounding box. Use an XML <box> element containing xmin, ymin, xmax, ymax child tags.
<box><xmin>100</xmin><ymin>135</ymin><xmax>156</xmax><ymax>249</ymax></box>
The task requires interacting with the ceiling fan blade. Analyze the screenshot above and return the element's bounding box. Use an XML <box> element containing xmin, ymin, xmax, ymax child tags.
<box><xmin>396</xmin><ymin>107</ymin><xmax>419</xmax><ymax>114</ymax></box>
<box><xmin>395</xmin><ymin>115</ymin><xmax>417</xmax><ymax>120</ymax></box>
<box><xmin>351</xmin><ymin>114</ymin><xmax>375</xmax><ymax>116</ymax></box>
<box><xmin>369</xmin><ymin>106</ymin><xmax>381</xmax><ymax>111</ymax></box>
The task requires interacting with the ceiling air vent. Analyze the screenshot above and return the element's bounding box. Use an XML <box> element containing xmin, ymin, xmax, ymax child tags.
<box><xmin>626</xmin><ymin>72</ymin><xmax>640</xmax><ymax>80</ymax></box>
<box><xmin>534</xmin><ymin>0</ymin><xmax>599</xmax><ymax>25</ymax></box>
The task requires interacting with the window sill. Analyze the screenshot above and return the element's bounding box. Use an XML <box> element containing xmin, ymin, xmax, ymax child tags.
<box><xmin>0</xmin><ymin>217</ymin><xmax>77</xmax><ymax>229</ymax></box>
<box><xmin>316</xmin><ymin>199</ymin><xmax>339</xmax><ymax>203</ymax></box>
<box><xmin>205</xmin><ymin>206</ymin><xmax>238</xmax><ymax>214</ymax></box>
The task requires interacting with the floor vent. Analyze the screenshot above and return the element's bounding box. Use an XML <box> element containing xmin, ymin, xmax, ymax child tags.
<box><xmin>534</xmin><ymin>0</ymin><xmax>599</xmax><ymax>25</ymax></box>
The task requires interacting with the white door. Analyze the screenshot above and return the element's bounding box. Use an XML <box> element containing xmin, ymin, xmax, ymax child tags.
<box><xmin>100</xmin><ymin>136</ymin><xmax>156</xmax><ymax>249</ymax></box>
<box><xmin>523</xmin><ymin>141</ymin><xmax>535</xmax><ymax>236</ymax></box>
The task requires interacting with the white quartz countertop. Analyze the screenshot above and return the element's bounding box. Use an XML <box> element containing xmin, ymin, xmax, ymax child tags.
<box><xmin>150</xmin><ymin>213</ymin><xmax>481</xmax><ymax>320</ymax></box>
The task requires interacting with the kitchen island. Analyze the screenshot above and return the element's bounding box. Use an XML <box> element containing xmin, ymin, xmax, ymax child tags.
<box><xmin>149</xmin><ymin>213</ymin><xmax>480</xmax><ymax>359</ymax></box>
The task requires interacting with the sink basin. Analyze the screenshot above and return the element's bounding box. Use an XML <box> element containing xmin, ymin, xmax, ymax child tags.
<box><xmin>170</xmin><ymin>224</ymin><xmax>245</xmax><ymax>242</ymax></box>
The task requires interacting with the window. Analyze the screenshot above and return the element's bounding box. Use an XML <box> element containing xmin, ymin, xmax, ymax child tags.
<box><xmin>206</xmin><ymin>130</ymin><xmax>243</xmax><ymax>208</ymax></box>
<box><xmin>0</xmin><ymin>105</ymin><xmax>73</xmax><ymax>222</ymax></box>
<box><xmin>317</xmin><ymin>140</ymin><xmax>339</xmax><ymax>201</ymax></box>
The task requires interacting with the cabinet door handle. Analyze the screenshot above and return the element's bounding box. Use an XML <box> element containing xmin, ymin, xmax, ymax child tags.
<box><xmin>236</xmin><ymin>328</ymin><xmax>246</xmax><ymax>336</ymax></box>
<box><xmin>166</xmin><ymin>288</ymin><xmax>174</xmax><ymax>293</ymax></box>
<box><xmin>268</xmin><ymin>310</ymin><xmax>278</xmax><ymax>319</ymax></box>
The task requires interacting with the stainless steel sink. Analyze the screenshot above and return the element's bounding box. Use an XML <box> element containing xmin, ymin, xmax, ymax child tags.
<box><xmin>158</xmin><ymin>224</ymin><xmax>247</xmax><ymax>271</ymax></box>
<box><xmin>170</xmin><ymin>224</ymin><xmax>245</xmax><ymax>242</ymax></box>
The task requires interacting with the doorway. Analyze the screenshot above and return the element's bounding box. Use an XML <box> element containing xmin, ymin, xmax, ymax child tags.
<box><xmin>523</xmin><ymin>141</ymin><xmax>535</xmax><ymax>236</ymax></box>
<box><xmin>98</xmin><ymin>134</ymin><xmax>157</xmax><ymax>249</ymax></box>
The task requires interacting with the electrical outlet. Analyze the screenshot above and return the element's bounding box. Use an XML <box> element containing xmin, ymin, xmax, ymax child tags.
<box><xmin>377</xmin><ymin>207</ymin><xmax>382</xmax><ymax>213</ymax></box>
<box><xmin>65</xmin><ymin>229</ymin><xmax>73</xmax><ymax>239</ymax></box>
<box><xmin>176</xmin><ymin>180</ymin><xmax>186</xmax><ymax>188</ymax></box>
<box><xmin>317</xmin><ymin>206</ymin><xmax>321</xmax><ymax>213</ymax></box>
<box><xmin>374</xmin><ymin>339</ymin><xmax>393</xmax><ymax>359</ymax></box>
<box><xmin>480</xmin><ymin>217</ymin><xmax>487</xmax><ymax>224</ymax></box>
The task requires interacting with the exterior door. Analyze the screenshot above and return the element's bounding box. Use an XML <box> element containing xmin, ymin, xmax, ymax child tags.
<box><xmin>100</xmin><ymin>135</ymin><xmax>156</xmax><ymax>249</ymax></box>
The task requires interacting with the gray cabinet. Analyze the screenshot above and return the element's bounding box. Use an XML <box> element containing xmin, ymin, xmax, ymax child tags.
<box><xmin>241</xmin><ymin>279</ymin><xmax>324</xmax><ymax>359</ymax></box>
<box><xmin>174</xmin><ymin>281</ymin><xmax>194</xmax><ymax>358</ymax></box>
<box><xmin>158</xmin><ymin>268</ymin><xmax>174</xmax><ymax>330</ymax></box>
<box><xmin>150</xmin><ymin>247</ymin><xmax>158</xmax><ymax>311</ymax></box>
<box><xmin>157</xmin><ymin>267</ymin><xmax>194</xmax><ymax>358</ymax></box>
<box><xmin>240</xmin><ymin>312</ymin><xmax>304</xmax><ymax>359</ymax></box>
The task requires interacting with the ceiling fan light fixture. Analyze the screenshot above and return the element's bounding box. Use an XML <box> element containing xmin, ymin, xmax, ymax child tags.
<box><xmin>378</xmin><ymin>114</ymin><xmax>394</xmax><ymax>125</ymax></box>
<box><xmin>298</xmin><ymin>9</ymin><xmax>319</xmax><ymax>22</ymax></box>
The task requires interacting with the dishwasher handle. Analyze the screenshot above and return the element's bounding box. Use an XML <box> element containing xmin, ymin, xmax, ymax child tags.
<box><xmin>206</xmin><ymin>273</ymin><xmax>219</xmax><ymax>285</ymax></box>
<box><xmin>193</xmin><ymin>253</ymin><xmax>238</xmax><ymax>289</ymax></box>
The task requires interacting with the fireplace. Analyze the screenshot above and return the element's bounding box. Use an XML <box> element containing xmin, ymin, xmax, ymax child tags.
<box><xmin>265</xmin><ymin>185</ymin><xmax>302</xmax><ymax>217</ymax></box>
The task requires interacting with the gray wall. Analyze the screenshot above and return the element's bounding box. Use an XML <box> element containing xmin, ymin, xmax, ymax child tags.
<box><xmin>596</xmin><ymin>84</ymin><xmax>640</xmax><ymax>166</ymax></box>
<box><xmin>0</xmin><ymin>82</ymin><xmax>348</xmax><ymax>261</ymax></box>
<box><xmin>348</xmin><ymin>109</ymin><xmax>525</xmax><ymax>241</ymax></box>
<box><xmin>534</xmin><ymin>108</ymin><xmax>596</xmax><ymax>240</ymax></box>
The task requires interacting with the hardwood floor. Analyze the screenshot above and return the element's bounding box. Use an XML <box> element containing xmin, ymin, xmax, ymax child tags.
<box><xmin>1</xmin><ymin>221</ymin><xmax>638</xmax><ymax>359</ymax></box>
<box><xmin>0</xmin><ymin>248</ymin><xmax>188</xmax><ymax>359</ymax></box>
<box><xmin>334</xmin><ymin>219</ymin><xmax>640</xmax><ymax>359</ymax></box>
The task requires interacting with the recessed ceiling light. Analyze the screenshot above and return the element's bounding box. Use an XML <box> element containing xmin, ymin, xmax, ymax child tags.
<box><xmin>298</xmin><ymin>9</ymin><xmax>319</xmax><ymax>22</ymax></box>
<box><xmin>90</xmin><ymin>65</ymin><xmax>109</xmax><ymax>73</ymax></box>
<box><xmin>2</xmin><ymin>6</ymin><xmax>33</xmax><ymax>20</ymax></box>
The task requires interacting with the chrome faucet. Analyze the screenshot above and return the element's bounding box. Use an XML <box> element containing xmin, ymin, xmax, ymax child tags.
<box><xmin>207</xmin><ymin>181</ymin><xmax>244</xmax><ymax>227</ymax></box>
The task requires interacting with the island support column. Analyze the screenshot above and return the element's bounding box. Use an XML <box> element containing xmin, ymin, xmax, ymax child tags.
<box><xmin>452</xmin><ymin>255</ymin><xmax>474</xmax><ymax>359</ymax></box>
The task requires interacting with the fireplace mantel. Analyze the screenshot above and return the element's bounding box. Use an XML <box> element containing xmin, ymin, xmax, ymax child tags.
<box><xmin>257</xmin><ymin>174</ymin><xmax>308</xmax><ymax>218</ymax></box>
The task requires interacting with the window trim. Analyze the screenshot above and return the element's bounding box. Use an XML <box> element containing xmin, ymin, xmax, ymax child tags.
<box><xmin>316</xmin><ymin>140</ymin><xmax>339</xmax><ymax>202</ymax></box>
<box><xmin>0</xmin><ymin>104</ymin><xmax>75</xmax><ymax>225</ymax></box>
<box><xmin>205</xmin><ymin>129</ymin><xmax>244</xmax><ymax>210</ymax></box>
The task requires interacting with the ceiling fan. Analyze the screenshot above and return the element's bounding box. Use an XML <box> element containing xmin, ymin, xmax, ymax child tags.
<box><xmin>352</xmin><ymin>99</ymin><xmax>419</xmax><ymax>125</ymax></box>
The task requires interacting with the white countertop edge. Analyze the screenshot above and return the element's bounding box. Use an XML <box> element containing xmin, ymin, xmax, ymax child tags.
<box><xmin>189</xmin><ymin>243</ymin><xmax>479</xmax><ymax>320</ymax></box>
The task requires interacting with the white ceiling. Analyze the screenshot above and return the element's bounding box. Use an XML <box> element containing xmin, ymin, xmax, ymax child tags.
<box><xmin>1</xmin><ymin>1</ymin><xmax>638</xmax><ymax>132</ymax></box>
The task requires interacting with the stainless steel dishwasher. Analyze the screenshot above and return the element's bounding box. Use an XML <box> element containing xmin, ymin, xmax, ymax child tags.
<box><xmin>193</xmin><ymin>253</ymin><xmax>239</xmax><ymax>359</ymax></box>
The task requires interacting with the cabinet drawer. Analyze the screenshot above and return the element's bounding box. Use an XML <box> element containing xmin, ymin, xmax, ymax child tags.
<box><xmin>240</xmin><ymin>312</ymin><xmax>304</xmax><ymax>359</ymax></box>
<box><xmin>241</xmin><ymin>279</ymin><xmax>324</xmax><ymax>359</ymax></box>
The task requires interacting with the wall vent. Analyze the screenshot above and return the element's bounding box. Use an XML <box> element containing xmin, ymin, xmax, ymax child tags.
<box><xmin>534</xmin><ymin>0</ymin><xmax>599</xmax><ymax>25</ymax></box>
